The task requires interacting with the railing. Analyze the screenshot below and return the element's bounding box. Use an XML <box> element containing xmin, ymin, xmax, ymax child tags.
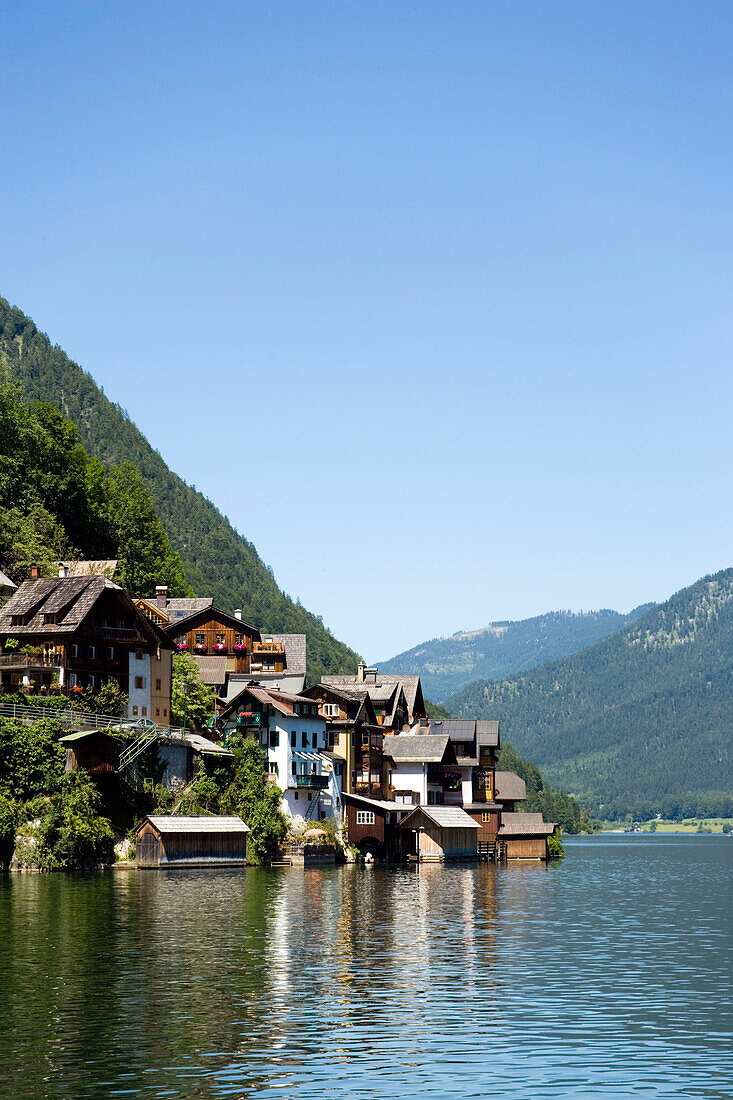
<box><xmin>119</xmin><ymin>729</ymin><xmax>159</xmax><ymax>771</ymax></box>
<box><xmin>295</xmin><ymin>774</ymin><xmax>329</xmax><ymax>790</ymax></box>
<box><xmin>0</xmin><ymin>653</ymin><xmax>63</xmax><ymax>669</ymax></box>
<box><xmin>252</xmin><ymin>641</ymin><xmax>284</xmax><ymax>653</ymax></box>
<box><xmin>0</xmin><ymin>701</ymin><xmax>189</xmax><ymax>741</ymax></box>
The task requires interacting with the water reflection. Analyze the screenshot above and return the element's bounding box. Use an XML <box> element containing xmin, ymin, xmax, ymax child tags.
<box><xmin>0</xmin><ymin>837</ymin><xmax>731</xmax><ymax>1099</ymax></box>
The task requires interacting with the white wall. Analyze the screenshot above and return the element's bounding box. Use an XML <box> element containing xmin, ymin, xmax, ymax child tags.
<box><xmin>392</xmin><ymin>761</ymin><xmax>426</xmax><ymax>804</ymax></box>
<box><xmin>262</xmin><ymin>712</ymin><xmax>344</xmax><ymax>822</ymax></box>
<box><xmin>128</xmin><ymin>652</ymin><xmax>152</xmax><ymax>718</ymax></box>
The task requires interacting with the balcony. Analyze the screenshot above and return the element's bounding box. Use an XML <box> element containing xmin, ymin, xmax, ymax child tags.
<box><xmin>252</xmin><ymin>641</ymin><xmax>285</xmax><ymax>654</ymax></box>
<box><xmin>356</xmin><ymin>781</ymin><xmax>383</xmax><ymax>796</ymax></box>
<box><xmin>295</xmin><ymin>774</ymin><xmax>329</xmax><ymax>790</ymax></box>
<box><xmin>0</xmin><ymin>652</ymin><xmax>62</xmax><ymax>671</ymax></box>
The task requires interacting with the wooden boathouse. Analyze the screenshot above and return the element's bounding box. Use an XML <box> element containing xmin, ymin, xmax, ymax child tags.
<box><xmin>399</xmin><ymin>805</ymin><xmax>480</xmax><ymax>861</ymax></box>
<box><xmin>136</xmin><ymin>815</ymin><xmax>249</xmax><ymax>868</ymax></box>
<box><xmin>499</xmin><ymin>812</ymin><xmax>556</xmax><ymax>861</ymax></box>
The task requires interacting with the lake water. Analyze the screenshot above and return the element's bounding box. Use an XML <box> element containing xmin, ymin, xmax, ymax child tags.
<box><xmin>1</xmin><ymin>835</ymin><xmax>731</xmax><ymax>1099</ymax></box>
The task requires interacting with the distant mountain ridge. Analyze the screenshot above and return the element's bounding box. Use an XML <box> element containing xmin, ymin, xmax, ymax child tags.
<box><xmin>380</xmin><ymin>606</ymin><xmax>653</xmax><ymax>701</ymax></box>
<box><xmin>443</xmin><ymin>569</ymin><xmax>733</xmax><ymax>819</ymax></box>
<box><xmin>0</xmin><ymin>296</ymin><xmax>360</xmax><ymax>681</ymax></box>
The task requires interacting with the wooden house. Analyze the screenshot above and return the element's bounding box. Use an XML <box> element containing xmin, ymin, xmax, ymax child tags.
<box><xmin>136</xmin><ymin>815</ymin><xmax>249</xmax><ymax>867</ymax></box>
<box><xmin>342</xmin><ymin>792</ymin><xmax>415</xmax><ymax>860</ymax></box>
<box><xmin>0</xmin><ymin>575</ymin><xmax>173</xmax><ymax>719</ymax></box>
<box><xmin>498</xmin><ymin>812</ymin><xmax>556</xmax><ymax>861</ymax></box>
<box><xmin>399</xmin><ymin>805</ymin><xmax>481</xmax><ymax>861</ymax></box>
<box><xmin>301</xmin><ymin>682</ymin><xmax>391</xmax><ymax>798</ymax></box>
<box><xmin>322</xmin><ymin>663</ymin><xmax>426</xmax><ymax>726</ymax></box>
<box><xmin>59</xmin><ymin>730</ymin><xmax>119</xmax><ymax>775</ymax></box>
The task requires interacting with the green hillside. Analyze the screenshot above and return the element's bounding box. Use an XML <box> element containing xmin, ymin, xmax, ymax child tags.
<box><xmin>443</xmin><ymin>570</ymin><xmax>733</xmax><ymax>819</ymax></box>
<box><xmin>0</xmin><ymin>297</ymin><xmax>360</xmax><ymax>681</ymax></box>
<box><xmin>380</xmin><ymin>607</ymin><xmax>653</xmax><ymax>701</ymax></box>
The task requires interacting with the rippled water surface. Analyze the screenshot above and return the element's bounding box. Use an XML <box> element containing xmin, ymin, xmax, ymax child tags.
<box><xmin>1</xmin><ymin>835</ymin><xmax>731</xmax><ymax>1099</ymax></box>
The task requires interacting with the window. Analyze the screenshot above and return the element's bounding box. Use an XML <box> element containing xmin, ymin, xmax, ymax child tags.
<box><xmin>156</xmin><ymin>708</ymin><xmax>160</xmax><ymax>717</ymax></box>
<box><xmin>108</xmin><ymin>646</ymin><xmax>115</xmax><ymax>660</ymax></box>
<box><xmin>428</xmin><ymin>791</ymin><xmax>435</xmax><ymax>805</ymax></box>
<box><xmin>135</xmin><ymin>649</ymin><xmax>143</xmax><ymax>660</ymax></box>
<box><xmin>269</xmin><ymin>731</ymin><xmax>279</xmax><ymax>747</ymax></box>
<box><xmin>302</xmin><ymin>733</ymin><xmax>308</xmax><ymax>747</ymax></box>
<box><xmin>195</xmin><ymin>634</ymin><xmax>205</xmax><ymax>645</ymax></box>
<box><xmin>310</xmin><ymin>705</ymin><xmax>317</xmax><ymax>716</ymax></box>
<box><xmin>155</xmin><ymin>678</ymin><xmax>161</xmax><ymax>691</ymax></box>
<box><xmin>294</xmin><ymin>704</ymin><xmax>300</xmax><ymax>715</ymax></box>
<box><xmin>134</xmin><ymin>676</ymin><xmax>146</xmax><ymax>690</ymax></box>
<box><xmin>70</xmin><ymin>644</ymin><xmax>80</xmax><ymax>658</ymax></box>
<box><xmin>89</xmin><ymin>675</ymin><xmax>96</xmax><ymax>689</ymax></box>
<box><xmin>323</xmin><ymin>703</ymin><xmax>339</xmax><ymax>717</ymax></box>
<box><xmin>290</xmin><ymin>732</ymin><xmax>296</xmax><ymax>747</ymax></box>
<box><xmin>141</xmin><ymin>706</ymin><xmax>147</xmax><ymax>717</ymax></box>
<box><xmin>263</xmin><ymin>661</ymin><xmax>275</xmax><ymax>671</ymax></box>
<box><xmin>88</xmin><ymin>645</ymin><xmax>96</xmax><ymax>660</ymax></box>
<box><xmin>216</xmin><ymin>633</ymin><xmax>225</xmax><ymax>645</ymax></box>
<box><xmin>176</xmin><ymin>635</ymin><xmax>185</xmax><ymax>646</ymax></box>
<box><xmin>43</xmin><ymin>613</ymin><xmax>57</xmax><ymax>625</ymax></box>
<box><xmin>292</xmin><ymin>763</ymin><xmax>297</xmax><ymax>776</ymax></box>
<box><xmin>69</xmin><ymin>673</ymin><xmax>77</xmax><ymax>688</ymax></box>
<box><xmin>163</xmin><ymin>708</ymin><xmax>167</xmax><ymax>718</ymax></box>
<box><xmin>482</xmin><ymin>812</ymin><xmax>491</xmax><ymax>823</ymax></box>
<box><xmin>132</xmin><ymin>706</ymin><xmax>139</xmax><ymax>717</ymax></box>
<box><xmin>356</xmin><ymin>811</ymin><xmax>375</xmax><ymax>825</ymax></box>
<box><xmin>235</xmin><ymin>634</ymin><xmax>243</xmax><ymax>646</ymax></box>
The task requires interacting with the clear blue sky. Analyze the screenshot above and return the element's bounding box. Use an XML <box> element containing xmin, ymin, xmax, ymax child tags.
<box><xmin>2</xmin><ymin>1</ymin><xmax>731</xmax><ymax>660</ymax></box>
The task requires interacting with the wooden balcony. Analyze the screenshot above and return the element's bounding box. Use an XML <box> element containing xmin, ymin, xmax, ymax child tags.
<box><xmin>0</xmin><ymin>653</ymin><xmax>63</xmax><ymax>670</ymax></box>
<box><xmin>253</xmin><ymin>641</ymin><xmax>284</xmax><ymax>654</ymax></box>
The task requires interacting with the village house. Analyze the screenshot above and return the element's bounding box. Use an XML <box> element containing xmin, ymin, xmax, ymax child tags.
<box><xmin>136</xmin><ymin>588</ymin><xmax>307</xmax><ymax>700</ymax></box>
<box><xmin>382</xmin><ymin>732</ymin><xmax>459</xmax><ymax>806</ymax></box>
<box><xmin>300</xmin><ymin>682</ymin><xmax>391</xmax><ymax>799</ymax></box>
<box><xmin>0</xmin><ymin>572</ymin><xmax>173</xmax><ymax>721</ymax></box>
<box><xmin>219</xmin><ymin>684</ymin><xmax>343</xmax><ymax>822</ymax></box>
<box><xmin>322</xmin><ymin>662</ymin><xmax>426</xmax><ymax>726</ymax></box>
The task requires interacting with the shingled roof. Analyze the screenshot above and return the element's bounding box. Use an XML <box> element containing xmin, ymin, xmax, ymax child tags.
<box><xmin>494</xmin><ymin>772</ymin><xmax>527</xmax><ymax>802</ymax></box>
<box><xmin>498</xmin><ymin>812</ymin><xmax>555</xmax><ymax>837</ymax></box>
<box><xmin>382</xmin><ymin>733</ymin><xmax>456</xmax><ymax>764</ymax></box>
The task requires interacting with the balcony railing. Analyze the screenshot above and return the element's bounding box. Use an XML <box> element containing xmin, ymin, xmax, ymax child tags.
<box><xmin>295</xmin><ymin>774</ymin><xmax>329</xmax><ymax>790</ymax></box>
<box><xmin>252</xmin><ymin>641</ymin><xmax>285</xmax><ymax>653</ymax></box>
<box><xmin>0</xmin><ymin>653</ymin><xmax>63</xmax><ymax>669</ymax></box>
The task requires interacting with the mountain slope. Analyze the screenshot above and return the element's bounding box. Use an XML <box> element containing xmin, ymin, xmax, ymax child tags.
<box><xmin>443</xmin><ymin>570</ymin><xmax>733</xmax><ymax>819</ymax></box>
<box><xmin>380</xmin><ymin>607</ymin><xmax>653</xmax><ymax>701</ymax></box>
<box><xmin>0</xmin><ymin>296</ymin><xmax>360</xmax><ymax>681</ymax></box>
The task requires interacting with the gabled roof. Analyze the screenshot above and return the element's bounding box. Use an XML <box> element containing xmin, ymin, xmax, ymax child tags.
<box><xmin>342</xmin><ymin>792</ymin><xmax>415</xmax><ymax>815</ymax></box>
<box><xmin>399</xmin><ymin>805</ymin><xmax>481</xmax><ymax>830</ymax></box>
<box><xmin>151</xmin><ymin>600</ymin><xmax>259</xmax><ymax>637</ymax></box>
<box><xmin>0</xmin><ymin>570</ymin><xmax>18</xmax><ymax>592</ymax></box>
<box><xmin>417</xmin><ymin>718</ymin><xmax>500</xmax><ymax>748</ymax></box>
<box><xmin>221</xmin><ymin>672</ymin><xmax>307</xmax><ymax>700</ymax></box>
<box><xmin>0</xmin><ymin>576</ymin><xmax>170</xmax><ymax>647</ymax></box>
<box><xmin>185</xmin><ymin>734</ymin><xmax>234</xmax><ymax>757</ymax></box>
<box><xmin>147</xmin><ymin>815</ymin><xmax>249</xmax><ymax>834</ymax></box>
<box><xmin>321</xmin><ymin>670</ymin><xmax>425</xmax><ymax>718</ymax></box>
<box><xmin>494</xmin><ymin>772</ymin><xmax>527</xmax><ymax>802</ymax></box>
<box><xmin>382</xmin><ymin>734</ymin><xmax>456</xmax><ymax>764</ymax></box>
<box><xmin>499</xmin><ymin>812</ymin><xmax>555</xmax><ymax>836</ymax></box>
<box><xmin>223</xmin><ymin>683</ymin><xmax>316</xmax><ymax>719</ymax></box>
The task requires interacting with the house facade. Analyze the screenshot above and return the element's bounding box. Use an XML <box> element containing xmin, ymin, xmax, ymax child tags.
<box><xmin>0</xmin><ymin>575</ymin><xmax>173</xmax><ymax>721</ymax></box>
<box><xmin>219</xmin><ymin>685</ymin><xmax>343</xmax><ymax>823</ymax></box>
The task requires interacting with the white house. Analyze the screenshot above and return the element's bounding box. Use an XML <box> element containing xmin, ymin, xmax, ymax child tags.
<box><xmin>381</xmin><ymin>733</ymin><xmax>457</xmax><ymax>806</ymax></box>
<box><xmin>222</xmin><ymin>686</ymin><xmax>344</xmax><ymax>823</ymax></box>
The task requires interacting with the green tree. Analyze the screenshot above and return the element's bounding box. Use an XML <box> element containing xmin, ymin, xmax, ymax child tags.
<box><xmin>170</xmin><ymin>653</ymin><xmax>215</xmax><ymax>728</ymax></box>
<box><xmin>221</xmin><ymin>738</ymin><xmax>287</xmax><ymax>864</ymax></box>
<box><xmin>104</xmin><ymin>462</ymin><xmax>186</xmax><ymax>598</ymax></box>
<box><xmin>37</xmin><ymin>770</ymin><xmax>115</xmax><ymax>869</ymax></box>
<box><xmin>0</xmin><ymin>718</ymin><xmax>65</xmax><ymax>803</ymax></box>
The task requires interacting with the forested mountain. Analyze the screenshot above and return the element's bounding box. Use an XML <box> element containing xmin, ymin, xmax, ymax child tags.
<box><xmin>380</xmin><ymin>607</ymin><xmax>653</xmax><ymax>701</ymax></box>
<box><xmin>0</xmin><ymin>297</ymin><xmax>360</xmax><ymax>680</ymax></box>
<box><xmin>0</xmin><ymin>381</ymin><xmax>186</xmax><ymax>597</ymax></box>
<box><xmin>443</xmin><ymin>570</ymin><xmax>733</xmax><ymax>819</ymax></box>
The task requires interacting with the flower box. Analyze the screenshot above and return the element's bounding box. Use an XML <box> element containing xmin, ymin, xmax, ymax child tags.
<box><xmin>233</xmin><ymin>644</ymin><xmax>247</xmax><ymax>654</ymax></box>
<box><xmin>212</xmin><ymin>644</ymin><xmax>228</xmax><ymax>654</ymax></box>
<box><xmin>176</xmin><ymin>643</ymin><xmax>188</xmax><ymax>652</ymax></box>
<box><xmin>194</xmin><ymin>645</ymin><xmax>208</xmax><ymax>655</ymax></box>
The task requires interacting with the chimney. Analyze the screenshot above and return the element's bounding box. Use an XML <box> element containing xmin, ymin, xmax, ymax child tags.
<box><xmin>30</xmin><ymin>565</ymin><xmax>40</xmax><ymax>580</ymax></box>
<box><xmin>357</xmin><ymin>661</ymin><xmax>366</xmax><ymax>683</ymax></box>
<box><xmin>234</xmin><ymin>609</ymin><xmax>242</xmax><ymax>621</ymax></box>
<box><xmin>58</xmin><ymin>564</ymin><xmax>69</xmax><ymax>578</ymax></box>
<box><xmin>155</xmin><ymin>585</ymin><xmax>168</xmax><ymax>609</ymax></box>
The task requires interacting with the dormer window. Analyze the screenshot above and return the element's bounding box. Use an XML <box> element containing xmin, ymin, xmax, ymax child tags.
<box><xmin>43</xmin><ymin>613</ymin><xmax>57</xmax><ymax>625</ymax></box>
<box><xmin>10</xmin><ymin>615</ymin><xmax>25</xmax><ymax>627</ymax></box>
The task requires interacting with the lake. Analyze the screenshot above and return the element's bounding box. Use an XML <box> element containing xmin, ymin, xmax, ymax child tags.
<box><xmin>0</xmin><ymin>835</ymin><xmax>730</xmax><ymax>1099</ymax></box>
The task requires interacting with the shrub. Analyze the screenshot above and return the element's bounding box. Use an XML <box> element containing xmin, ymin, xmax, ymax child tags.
<box><xmin>548</xmin><ymin>832</ymin><xmax>565</xmax><ymax>860</ymax></box>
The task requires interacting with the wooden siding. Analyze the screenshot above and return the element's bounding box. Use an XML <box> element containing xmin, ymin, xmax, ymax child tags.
<box><xmin>136</xmin><ymin>821</ymin><xmax>247</xmax><ymax>867</ymax></box>
<box><xmin>346</xmin><ymin>802</ymin><xmax>385</xmax><ymax>846</ymax></box>
<box><xmin>418</xmin><ymin>826</ymin><xmax>477</xmax><ymax>861</ymax></box>
<box><xmin>465</xmin><ymin>809</ymin><xmax>500</xmax><ymax>837</ymax></box>
<box><xmin>175</xmin><ymin>614</ymin><xmax>268</xmax><ymax>674</ymax></box>
<box><xmin>505</xmin><ymin>837</ymin><xmax>548</xmax><ymax>860</ymax></box>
